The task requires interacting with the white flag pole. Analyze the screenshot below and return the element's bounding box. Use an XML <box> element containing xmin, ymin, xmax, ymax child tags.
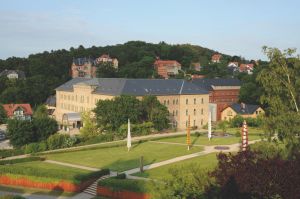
<box><xmin>127</xmin><ymin>119</ymin><xmax>131</xmax><ymax>151</ymax></box>
<box><xmin>208</xmin><ymin>111</ymin><xmax>212</xmax><ymax>140</ymax></box>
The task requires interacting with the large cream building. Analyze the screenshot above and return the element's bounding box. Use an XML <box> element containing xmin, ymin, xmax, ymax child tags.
<box><xmin>54</xmin><ymin>78</ymin><xmax>210</xmax><ymax>130</ymax></box>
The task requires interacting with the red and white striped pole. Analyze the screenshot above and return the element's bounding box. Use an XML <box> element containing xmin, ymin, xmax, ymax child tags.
<box><xmin>241</xmin><ymin>120</ymin><xmax>248</xmax><ymax>151</ymax></box>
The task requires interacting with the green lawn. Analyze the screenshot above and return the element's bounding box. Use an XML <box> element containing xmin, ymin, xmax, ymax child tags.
<box><xmin>45</xmin><ymin>142</ymin><xmax>203</xmax><ymax>172</ymax></box>
<box><xmin>0</xmin><ymin>161</ymin><xmax>92</xmax><ymax>184</ymax></box>
<box><xmin>153</xmin><ymin>127</ymin><xmax>263</xmax><ymax>146</ymax></box>
<box><xmin>133</xmin><ymin>153</ymin><xmax>218</xmax><ymax>180</ymax></box>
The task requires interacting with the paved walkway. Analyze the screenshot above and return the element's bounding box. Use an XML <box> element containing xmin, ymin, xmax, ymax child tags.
<box><xmin>45</xmin><ymin>160</ymin><xmax>99</xmax><ymax>171</ymax></box>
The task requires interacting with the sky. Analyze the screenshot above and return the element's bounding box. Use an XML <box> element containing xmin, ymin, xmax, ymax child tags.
<box><xmin>0</xmin><ymin>0</ymin><xmax>299</xmax><ymax>60</ymax></box>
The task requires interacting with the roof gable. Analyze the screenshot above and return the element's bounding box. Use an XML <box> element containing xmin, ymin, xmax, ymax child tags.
<box><xmin>3</xmin><ymin>104</ymin><xmax>33</xmax><ymax>117</ymax></box>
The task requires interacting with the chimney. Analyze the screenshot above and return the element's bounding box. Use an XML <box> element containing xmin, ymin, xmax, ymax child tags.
<box><xmin>241</xmin><ymin>103</ymin><xmax>246</xmax><ymax>111</ymax></box>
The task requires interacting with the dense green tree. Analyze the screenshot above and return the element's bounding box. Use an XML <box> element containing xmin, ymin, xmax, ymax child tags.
<box><xmin>33</xmin><ymin>117</ymin><xmax>58</xmax><ymax>142</ymax></box>
<box><xmin>257</xmin><ymin>47</ymin><xmax>300</xmax><ymax>152</ymax></box>
<box><xmin>141</xmin><ymin>96</ymin><xmax>170</xmax><ymax>130</ymax></box>
<box><xmin>7</xmin><ymin>119</ymin><xmax>35</xmax><ymax>148</ymax></box>
<box><xmin>94</xmin><ymin>95</ymin><xmax>143</xmax><ymax>131</ymax></box>
<box><xmin>94</xmin><ymin>95</ymin><xmax>169</xmax><ymax>132</ymax></box>
<box><xmin>96</xmin><ymin>62</ymin><xmax>117</xmax><ymax>78</ymax></box>
<box><xmin>33</xmin><ymin>105</ymin><xmax>48</xmax><ymax>118</ymax></box>
<box><xmin>80</xmin><ymin>111</ymin><xmax>100</xmax><ymax>138</ymax></box>
<box><xmin>152</xmin><ymin>165</ymin><xmax>214</xmax><ymax>199</ymax></box>
<box><xmin>0</xmin><ymin>104</ymin><xmax>7</xmax><ymax>124</ymax></box>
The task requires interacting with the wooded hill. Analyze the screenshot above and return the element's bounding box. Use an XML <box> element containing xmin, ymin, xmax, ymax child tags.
<box><xmin>0</xmin><ymin>41</ymin><xmax>241</xmax><ymax>106</ymax></box>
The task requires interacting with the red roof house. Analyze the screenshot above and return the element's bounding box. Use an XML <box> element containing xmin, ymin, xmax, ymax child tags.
<box><xmin>3</xmin><ymin>104</ymin><xmax>33</xmax><ymax>120</ymax></box>
<box><xmin>239</xmin><ymin>64</ymin><xmax>254</xmax><ymax>74</ymax></box>
<box><xmin>211</xmin><ymin>54</ymin><xmax>222</xmax><ymax>63</ymax></box>
<box><xmin>154</xmin><ymin>59</ymin><xmax>181</xmax><ymax>79</ymax></box>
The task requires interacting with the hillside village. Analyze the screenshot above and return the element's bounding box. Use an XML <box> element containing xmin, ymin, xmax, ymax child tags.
<box><xmin>0</xmin><ymin>41</ymin><xmax>298</xmax><ymax>199</ymax></box>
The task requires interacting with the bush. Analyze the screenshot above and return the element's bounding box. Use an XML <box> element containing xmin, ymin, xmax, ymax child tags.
<box><xmin>195</xmin><ymin>131</ymin><xmax>201</xmax><ymax>137</ymax></box>
<box><xmin>24</xmin><ymin>141</ymin><xmax>48</xmax><ymax>154</ymax></box>
<box><xmin>119</xmin><ymin>122</ymin><xmax>154</xmax><ymax>137</ymax></box>
<box><xmin>0</xmin><ymin>149</ymin><xmax>24</xmax><ymax>159</ymax></box>
<box><xmin>46</xmin><ymin>134</ymin><xmax>76</xmax><ymax>150</ymax></box>
<box><xmin>230</xmin><ymin>115</ymin><xmax>264</xmax><ymax>128</ymax></box>
<box><xmin>115</xmin><ymin>173</ymin><xmax>126</xmax><ymax>179</ymax></box>
<box><xmin>33</xmin><ymin>117</ymin><xmax>58</xmax><ymax>142</ymax></box>
<box><xmin>0</xmin><ymin>195</ymin><xmax>26</xmax><ymax>199</ymax></box>
<box><xmin>0</xmin><ymin>157</ymin><xmax>44</xmax><ymax>165</ymax></box>
<box><xmin>79</xmin><ymin>133</ymin><xmax>116</xmax><ymax>145</ymax></box>
<box><xmin>234</xmin><ymin>130</ymin><xmax>241</xmax><ymax>137</ymax></box>
<box><xmin>99</xmin><ymin>177</ymin><xmax>149</xmax><ymax>193</ymax></box>
<box><xmin>6</xmin><ymin>118</ymin><xmax>58</xmax><ymax>148</ymax></box>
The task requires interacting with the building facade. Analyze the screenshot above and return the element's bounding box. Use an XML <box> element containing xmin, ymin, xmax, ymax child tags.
<box><xmin>211</xmin><ymin>54</ymin><xmax>222</xmax><ymax>63</ymax></box>
<box><xmin>192</xmin><ymin>78</ymin><xmax>241</xmax><ymax>121</ymax></box>
<box><xmin>54</xmin><ymin>78</ymin><xmax>209</xmax><ymax>130</ymax></box>
<box><xmin>2</xmin><ymin>104</ymin><xmax>33</xmax><ymax>120</ymax></box>
<box><xmin>221</xmin><ymin>103</ymin><xmax>264</xmax><ymax>121</ymax></box>
<box><xmin>71</xmin><ymin>54</ymin><xmax>118</xmax><ymax>78</ymax></box>
<box><xmin>0</xmin><ymin>70</ymin><xmax>25</xmax><ymax>80</ymax></box>
<box><xmin>154</xmin><ymin>59</ymin><xmax>181</xmax><ymax>79</ymax></box>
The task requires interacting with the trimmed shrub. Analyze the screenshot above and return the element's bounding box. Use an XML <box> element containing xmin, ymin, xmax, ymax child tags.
<box><xmin>119</xmin><ymin>122</ymin><xmax>154</xmax><ymax>137</ymax></box>
<box><xmin>0</xmin><ymin>195</ymin><xmax>26</xmax><ymax>199</ymax></box>
<box><xmin>115</xmin><ymin>173</ymin><xmax>126</xmax><ymax>179</ymax></box>
<box><xmin>99</xmin><ymin>177</ymin><xmax>149</xmax><ymax>193</ymax></box>
<box><xmin>194</xmin><ymin>131</ymin><xmax>201</xmax><ymax>137</ymax></box>
<box><xmin>0</xmin><ymin>149</ymin><xmax>24</xmax><ymax>159</ymax></box>
<box><xmin>0</xmin><ymin>157</ymin><xmax>44</xmax><ymax>165</ymax></box>
<box><xmin>47</xmin><ymin>134</ymin><xmax>76</xmax><ymax>150</ymax></box>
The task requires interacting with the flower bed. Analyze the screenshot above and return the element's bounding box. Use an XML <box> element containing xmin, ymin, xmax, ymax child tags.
<box><xmin>0</xmin><ymin>175</ymin><xmax>94</xmax><ymax>192</ymax></box>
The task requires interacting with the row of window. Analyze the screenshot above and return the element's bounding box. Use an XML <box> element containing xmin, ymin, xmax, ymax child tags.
<box><xmin>163</xmin><ymin>98</ymin><xmax>205</xmax><ymax>106</ymax></box>
<box><xmin>60</xmin><ymin>94</ymin><xmax>101</xmax><ymax>104</ymax></box>
<box><xmin>60</xmin><ymin>103</ymin><xmax>91</xmax><ymax>112</ymax></box>
<box><xmin>186</xmin><ymin>119</ymin><xmax>204</xmax><ymax>127</ymax></box>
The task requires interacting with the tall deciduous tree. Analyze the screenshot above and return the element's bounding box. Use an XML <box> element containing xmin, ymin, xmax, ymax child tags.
<box><xmin>257</xmin><ymin>47</ymin><xmax>300</xmax><ymax>150</ymax></box>
<box><xmin>80</xmin><ymin>111</ymin><xmax>100</xmax><ymax>138</ymax></box>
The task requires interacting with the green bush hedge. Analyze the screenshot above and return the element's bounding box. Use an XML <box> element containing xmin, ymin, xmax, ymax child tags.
<box><xmin>98</xmin><ymin>177</ymin><xmax>149</xmax><ymax>193</ymax></box>
<box><xmin>0</xmin><ymin>157</ymin><xmax>44</xmax><ymax>165</ymax></box>
<box><xmin>0</xmin><ymin>195</ymin><xmax>26</xmax><ymax>199</ymax></box>
<box><xmin>0</xmin><ymin>149</ymin><xmax>24</xmax><ymax>159</ymax></box>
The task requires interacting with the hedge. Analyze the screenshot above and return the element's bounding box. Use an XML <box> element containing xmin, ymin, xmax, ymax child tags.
<box><xmin>0</xmin><ymin>149</ymin><xmax>24</xmax><ymax>159</ymax></box>
<box><xmin>0</xmin><ymin>195</ymin><xmax>25</xmax><ymax>199</ymax></box>
<box><xmin>98</xmin><ymin>177</ymin><xmax>149</xmax><ymax>193</ymax></box>
<box><xmin>0</xmin><ymin>157</ymin><xmax>44</xmax><ymax>165</ymax></box>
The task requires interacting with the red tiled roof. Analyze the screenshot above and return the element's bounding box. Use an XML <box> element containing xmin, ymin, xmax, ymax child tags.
<box><xmin>154</xmin><ymin>60</ymin><xmax>181</xmax><ymax>65</ymax></box>
<box><xmin>211</xmin><ymin>54</ymin><xmax>222</xmax><ymax>60</ymax></box>
<box><xmin>2</xmin><ymin>104</ymin><xmax>33</xmax><ymax>117</ymax></box>
<box><xmin>99</xmin><ymin>54</ymin><xmax>110</xmax><ymax>58</ymax></box>
<box><xmin>239</xmin><ymin>63</ymin><xmax>254</xmax><ymax>71</ymax></box>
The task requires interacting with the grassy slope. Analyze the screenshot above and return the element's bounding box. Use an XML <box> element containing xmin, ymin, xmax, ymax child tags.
<box><xmin>45</xmin><ymin>142</ymin><xmax>203</xmax><ymax>172</ymax></box>
<box><xmin>133</xmin><ymin>153</ymin><xmax>218</xmax><ymax>179</ymax></box>
<box><xmin>0</xmin><ymin>161</ymin><xmax>90</xmax><ymax>184</ymax></box>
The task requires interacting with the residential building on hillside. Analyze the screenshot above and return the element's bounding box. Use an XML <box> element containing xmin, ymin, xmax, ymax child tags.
<box><xmin>239</xmin><ymin>63</ymin><xmax>254</xmax><ymax>74</ymax></box>
<box><xmin>154</xmin><ymin>59</ymin><xmax>181</xmax><ymax>79</ymax></box>
<box><xmin>191</xmin><ymin>62</ymin><xmax>201</xmax><ymax>71</ymax></box>
<box><xmin>71</xmin><ymin>54</ymin><xmax>118</xmax><ymax>78</ymax></box>
<box><xmin>211</xmin><ymin>54</ymin><xmax>222</xmax><ymax>63</ymax></box>
<box><xmin>2</xmin><ymin>104</ymin><xmax>33</xmax><ymax>120</ymax></box>
<box><xmin>228</xmin><ymin>62</ymin><xmax>239</xmax><ymax>68</ymax></box>
<box><xmin>221</xmin><ymin>103</ymin><xmax>264</xmax><ymax>121</ymax></box>
<box><xmin>54</xmin><ymin>78</ymin><xmax>209</xmax><ymax>130</ymax></box>
<box><xmin>192</xmin><ymin>78</ymin><xmax>241</xmax><ymax>121</ymax></box>
<box><xmin>95</xmin><ymin>54</ymin><xmax>118</xmax><ymax>68</ymax></box>
<box><xmin>0</xmin><ymin>70</ymin><xmax>25</xmax><ymax>80</ymax></box>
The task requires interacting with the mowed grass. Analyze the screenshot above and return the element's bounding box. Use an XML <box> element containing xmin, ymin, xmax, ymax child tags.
<box><xmin>133</xmin><ymin>153</ymin><xmax>218</xmax><ymax>180</ymax></box>
<box><xmin>45</xmin><ymin>142</ymin><xmax>203</xmax><ymax>172</ymax></box>
<box><xmin>153</xmin><ymin>127</ymin><xmax>263</xmax><ymax>146</ymax></box>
